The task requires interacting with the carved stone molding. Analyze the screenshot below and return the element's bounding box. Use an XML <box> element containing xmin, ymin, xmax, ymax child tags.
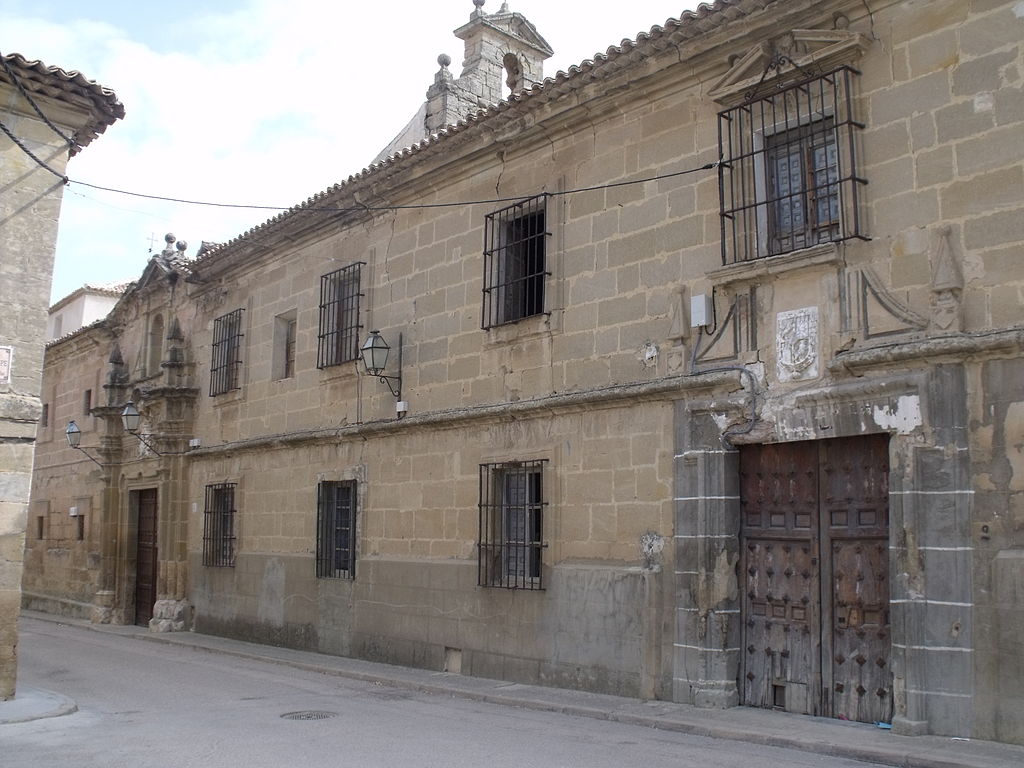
<box><xmin>709</xmin><ymin>28</ymin><xmax>871</xmax><ymax>105</ymax></box>
<box><xmin>694</xmin><ymin>290</ymin><xmax>758</xmax><ymax>366</ymax></box>
<box><xmin>929</xmin><ymin>226</ymin><xmax>964</xmax><ymax>333</ymax></box>
<box><xmin>839</xmin><ymin>266</ymin><xmax>928</xmax><ymax>340</ymax></box>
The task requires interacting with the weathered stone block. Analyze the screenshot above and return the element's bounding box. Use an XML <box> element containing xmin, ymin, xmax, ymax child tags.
<box><xmin>934</xmin><ymin>99</ymin><xmax>996</xmax><ymax>144</ymax></box>
<box><xmin>941</xmin><ymin>166</ymin><xmax>1024</xmax><ymax>218</ymax></box>
<box><xmin>958</xmin><ymin>6</ymin><xmax>1024</xmax><ymax>56</ymax></box>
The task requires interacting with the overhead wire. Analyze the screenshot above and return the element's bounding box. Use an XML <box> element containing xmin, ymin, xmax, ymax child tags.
<box><xmin>2</xmin><ymin>49</ymin><xmax>719</xmax><ymax>216</ymax></box>
<box><xmin>67</xmin><ymin>160</ymin><xmax>720</xmax><ymax>214</ymax></box>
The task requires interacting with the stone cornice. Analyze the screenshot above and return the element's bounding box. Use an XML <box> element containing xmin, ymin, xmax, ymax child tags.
<box><xmin>829</xmin><ymin>328</ymin><xmax>1024</xmax><ymax>373</ymax></box>
<box><xmin>188</xmin><ymin>371</ymin><xmax>735</xmax><ymax>459</ymax></box>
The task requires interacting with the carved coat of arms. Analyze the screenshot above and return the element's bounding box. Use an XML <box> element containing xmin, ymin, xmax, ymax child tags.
<box><xmin>776</xmin><ymin>307</ymin><xmax>819</xmax><ymax>382</ymax></box>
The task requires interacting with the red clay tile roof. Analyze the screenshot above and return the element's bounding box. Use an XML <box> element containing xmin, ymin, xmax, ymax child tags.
<box><xmin>1</xmin><ymin>51</ymin><xmax>125</xmax><ymax>153</ymax></box>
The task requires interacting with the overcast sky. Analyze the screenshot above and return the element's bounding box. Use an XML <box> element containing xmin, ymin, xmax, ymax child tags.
<box><xmin>1</xmin><ymin>0</ymin><xmax>693</xmax><ymax>303</ymax></box>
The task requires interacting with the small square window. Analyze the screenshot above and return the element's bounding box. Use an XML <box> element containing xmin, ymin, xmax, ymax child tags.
<box><xmin>202</xmin><ymin>483</ymin><xmax>236</xmax><ymax>567</ymax></box>
<box><xmin>482</xmin><ymin>195</ymin><xmax>548</xmax><ymax>329</ymax></box>
<box><xmin>210</xmin><ymin>309</ymin><xmax>244</xmax><ymax>396</ymax></box>
<box><xmin>316</xmin><ymin>481</ymin><xmax>356</xmax><ymax>579</ymax></box>
<box><xmin>317</xmin><ymin>263</ymin><xmax>363</xmax><ymax>369</ymax></box>
<box><xmin>478</xmin><ymin>460</ymin><xmax>546</xmax><ymax>589</ymax></box>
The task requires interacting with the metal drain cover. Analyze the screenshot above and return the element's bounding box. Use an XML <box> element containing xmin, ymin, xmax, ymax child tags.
<box><xmin>280</xmin><ymin>710</ymin><xmax>338</xmax><ymax>721</ymax></box>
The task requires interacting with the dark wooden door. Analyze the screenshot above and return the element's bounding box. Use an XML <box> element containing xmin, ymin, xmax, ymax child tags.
<box><xmin>740</xmin><ymin>435</ymin><xmax>891</xmax><ymax>723</ymax></box>
<box><xmin>134</xmin><ymin>488</ymin><xmax>158</xmax><ymax>627</ymax></box>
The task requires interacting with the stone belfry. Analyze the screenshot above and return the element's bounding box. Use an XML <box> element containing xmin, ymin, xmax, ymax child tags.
<box><xmin>427</xmin><ymin>1</ymin><xmax>554</xmax><ymax>132</ymax></box>
<box><xmin>377</xmin><ymin>1</ymin><xmax>553</xmax><ymax>162</ymax></box>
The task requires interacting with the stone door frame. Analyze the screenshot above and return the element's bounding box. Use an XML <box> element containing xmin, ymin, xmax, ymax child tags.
<box><xmin>672</xmin><ymin>365</ymin><xmax>973</xmax><ymax>737</ymax></box>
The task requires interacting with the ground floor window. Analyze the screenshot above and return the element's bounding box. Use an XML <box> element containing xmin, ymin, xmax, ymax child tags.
<box><xmin>316</xmin><ymin>480</ymin><xmax>356</xmax><ymax>579</ymax></box>
<box><xmin>478</xmin><ymin>460</ymin><xmax>546</xmax><ymax>589</ymax></box>
<box><xmin>202</xmin><ymin>483</ymin><xmax>236</xmax><ymax>567</ymax></box>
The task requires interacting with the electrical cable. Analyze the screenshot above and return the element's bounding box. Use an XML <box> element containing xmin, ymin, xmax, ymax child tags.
<box><xmin>0</xmin><ymin>50</ymin><xmax>76</xmax><ymax>149</ymax></box>
<box><xmin>1</xmin><ymin>49</ymin><xmax>718</xmax><ymax>214</ymax></box>
<box><xmin>66</xmin><ymin>160</ymin><xmax>720</xmax><ymax>214</ymax></box>
<box><xmin>688</xmin><ymin>308</ymin><xmax>762</xmax><ymax>447</ymax></box>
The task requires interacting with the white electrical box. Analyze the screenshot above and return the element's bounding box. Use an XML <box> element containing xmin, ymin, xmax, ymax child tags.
<box><xmin>690</xmin><ymin>293</ymin><xmax>713</xmax><ymax>328</ymax></box>
<box><xmin>69</xmin><ymin>506</ymin><xmax>79</xmax><ymax>517</ymax></box>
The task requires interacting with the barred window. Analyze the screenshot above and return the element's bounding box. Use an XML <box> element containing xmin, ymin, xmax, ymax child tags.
<box><xmin>210</xmin><ymin>309</ymin><xmax>244</xmax><ymax>396</ymax></box>
<box><xmin>718</xmin><ymin>67</ymin><xmax>866</xmax><ymax>264</ymax></box>
<box><xmin>317</xmin><ymin>263</ymin><xmax>363</xmax><ymax>369</ymax></box>
<box><xmin>316</xmin><ymin>481</ymin><xmax>356</xmax><ymax>579</ymax></box>
<box><xmin>482</xmin><ymin>195</ymin><xmax>548</xmax><ymax>329</ymax></box>
<box><xmin>202</xmin><ymin>483</ymin><xmax>236</xmax><ymax>567</ymax></box>
<box><xmin>478</xmin><ymin>460</ymin><xmax>546</xmax><ymax>590</ymax></box>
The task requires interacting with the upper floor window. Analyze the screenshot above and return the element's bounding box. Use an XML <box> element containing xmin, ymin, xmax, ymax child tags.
<box><xmin>718</xmin><ymin>66</ymin><xmax>866</xmax><ymax>264</ymax></box>
<box><xmin>316</xmin><ymin>480</ymin><xmax>356</xmax><ymax>579</ymax></box>
<box><xmin>202</xmin><ymin>482</ymin><xmax>236</xmax><ymax>567</ymax></box>
<box><xmin>478</xmin><ymin>459</ymin><xmax>547</xmax><ymax>590</ymax></box>
<box><xmin>210</xmin><ymin>308</ymin><xmax>244</xmax><ymax>396</ymax></box>
<box><xmin>317</xmin><ymin>263</ymin><xmax>363</xmax><ymax>369</ymax></box>
<box><xmin>482</xmin><ymin>195</ymin><xmax>549</xmax><ymax>329</ymax></box>
<box><xmin>273</xmin><ymin>311</ymin><xmax>298</xmax><ymax>380</ymax></box>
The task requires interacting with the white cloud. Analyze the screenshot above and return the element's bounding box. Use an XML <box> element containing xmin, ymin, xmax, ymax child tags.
<box><xmin>2</xmin><ymin>0</ymin><xmax>689</xmax><ymax>302</ymax></box>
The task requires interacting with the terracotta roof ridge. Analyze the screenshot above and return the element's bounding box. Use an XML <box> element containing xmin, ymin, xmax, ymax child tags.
<box><xmin>2</xmin><ymin>51</ymin><xmax>124</xmax><ymax>117</ymax></box>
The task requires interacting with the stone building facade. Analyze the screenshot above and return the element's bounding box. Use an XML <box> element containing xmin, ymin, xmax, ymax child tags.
<box><xmin>0</xmin><ymin>52</ymin><xmax>122</xmax><ymax>699</ymax></box>
<box><xmin>23</xmin><ymin>0</ymin><xmax>1024</xmax><ymax>744</ymax></box>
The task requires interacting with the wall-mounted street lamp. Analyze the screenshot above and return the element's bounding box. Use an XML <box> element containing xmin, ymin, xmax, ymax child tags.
<box><xmin>360</xmin><ymin>330</ymin><xmax>408</xmax><ymax>418</ymax></box>
<box><xmin>120</xmin><ymin>401</ymin><xmax>163</xmax><ymax>455</ymax></box>
<box><xmin>65</xmin><ymin>421</ymin><xmax>104</xmax><ymax>467</ymax></box>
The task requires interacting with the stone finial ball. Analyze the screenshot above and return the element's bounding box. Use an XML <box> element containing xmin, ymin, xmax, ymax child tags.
<box><xmin>165</xmin><ymin>233</ymin><xmax>176</xmax><ymax>244</ymax></box>
<box><xmin>176</xmin><ymin>240</ymin><xmax>188</xmax><ymax>252</ymax></box>
<box><xmin>473</xmin><ymin>0</ymin><xmax>485</xmax><ymax>8</ymax></box>
<box><xmin>438</xmin><ymin>53</ymin><xmax>452</xmax><ymax>68</ymax></box>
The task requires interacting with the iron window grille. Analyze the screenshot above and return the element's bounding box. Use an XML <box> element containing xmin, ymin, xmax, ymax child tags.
<box><xmin>317</xmin><ymin>262</ymin><xmax>363</xmax><ymax>369</ymax></box>
<box><xmin>316</xmin><ymin>481</ymin><xmax>356</xmax><ymax>579</ymax></box>
<box><xmin>202</xmin><ymin>482</ymin><xmax>236</xmax><ymax>567</ymax></box>
<box><xmin>718</xmin><ymin>66</ymin><xmax>867</xmax><ymax>265</ymax></box>
<box><xmin>478</xmin><ymin>460</ymin><xmax>547</xmax><ymax>590</ymax></box>
<box><xmin>210</xmin><ymin>308</ymin><xmax>244</xmax><ymax>396</ymax></box>
<box><xmin>482</xmin><ymin>195</ymin><xmax>549</xmax><ymax>329</ymax></box>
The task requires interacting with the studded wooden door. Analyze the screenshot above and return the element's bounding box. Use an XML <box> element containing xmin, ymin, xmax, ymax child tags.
<box><xmin>740</xmin><ymin>435</ymin><xmax>891</xmax><ymax>723</ymax></box>
<box><xmin>133</xmin><ymin>488</ymin><xmax>158</xmax><ymax>627</ymax></box>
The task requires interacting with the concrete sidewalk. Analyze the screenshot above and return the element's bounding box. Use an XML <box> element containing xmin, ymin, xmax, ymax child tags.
<box><xmin>7</xmin><ymin>611</ymin><xmax>1024</xmax><ymax>768</ymax></box>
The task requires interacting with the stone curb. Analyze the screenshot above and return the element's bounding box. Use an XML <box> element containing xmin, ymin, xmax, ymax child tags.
<box><xmin>0</xmin><ymin>685</ymin><xmax>78</xmax><ymax>725</ymax></box>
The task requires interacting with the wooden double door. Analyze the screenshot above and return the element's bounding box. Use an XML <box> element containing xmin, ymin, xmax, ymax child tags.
<box><xmin>132</xmin><ymin>489</ymin><xmax>158</xmax><ymax>627</ymax></box>
<box><xmin>739</xmin><ymin>435</ymin><xmax>892</xmax><ymax>723</ymax></box>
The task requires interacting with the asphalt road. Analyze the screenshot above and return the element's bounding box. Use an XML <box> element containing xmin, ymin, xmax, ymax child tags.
<box><xmin>7</xmin><ymin>618</ymin><xmax>891</xmax><ymax>768</ymax></box>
